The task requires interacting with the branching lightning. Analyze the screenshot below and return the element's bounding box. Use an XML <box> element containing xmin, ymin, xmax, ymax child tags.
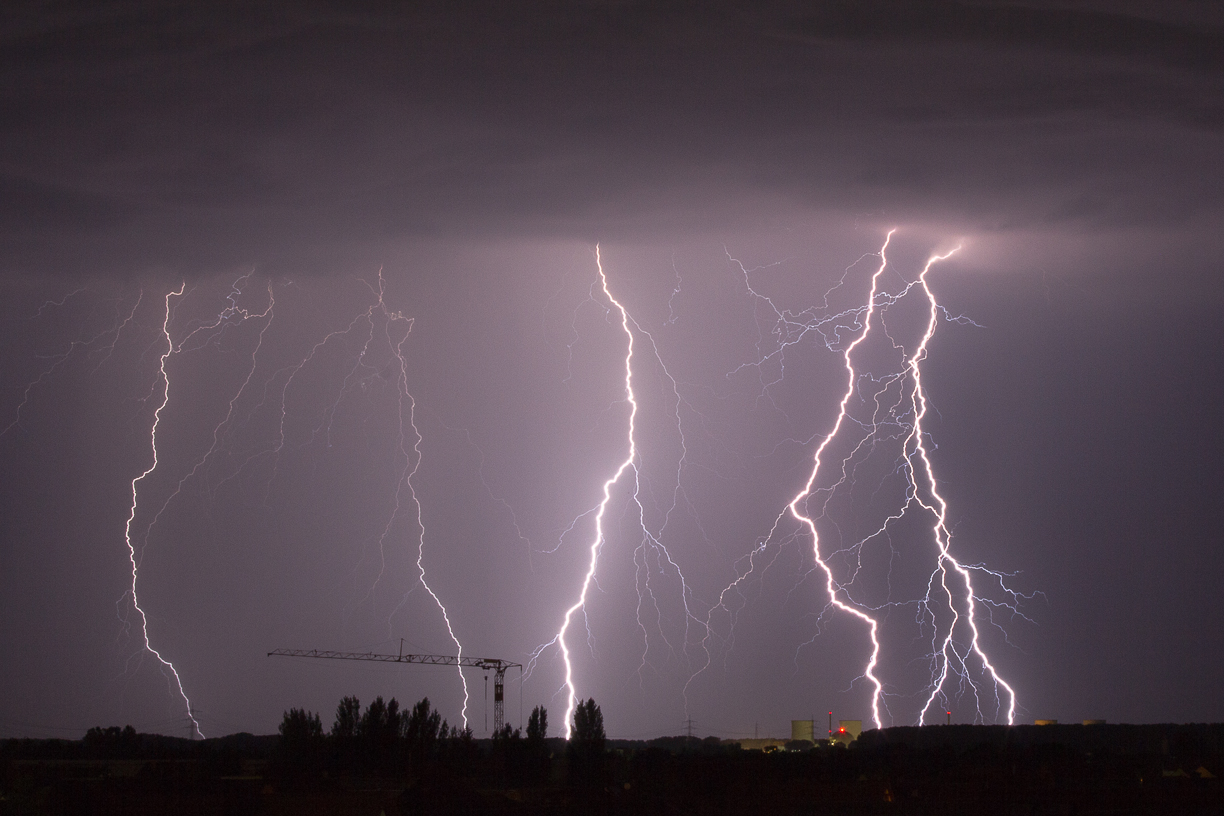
<box><xmin>8</xmin><ymin>271</ymin><xmax>474</xmax><ymax>736</ymax></box>
<box><xmin>907</xmin><ymin>249</ymin><xmax>1017</xmax><ymax>725</ymax></box>
<box><xmin>172</xmin><ymin>271</ymin><xmax>472</xmax><ymax>730</ymax></box>
<box><xmin>532</xmin><ymin>246</ymin><xmax>639</xmax><ymax>737</ymax></box>
<box><xmin>123</xmin><ymin>284</ymin><xmax>203</xmax><ymax>738</ymax></box>
<box><xmin>778</xmin><ymin>235</ymin><xmax>894</xmax><ymax>729</ymax></box>
<box><xmin>3</xmin><ymin>233</ymin><xmax>1031</xmax><ymax>738</ymax></box>
<box><xmin>530</xmin><ymin>246</ymin><xmax>704</xmax><ymax>737</ymax></box>
<box><xmin>121</xmin><ymin>275</ymin><xmax>279</xmax><ymax>737</ymax></box>
<box><xmin>367</xmin><ymin>271</ymin><xmax>473</xmax><ymax>730</ymax></box>
<box><xmin>693</xmin><ymin>231</ymin><xmax>1028</xmax><ymax>727</ymax></box>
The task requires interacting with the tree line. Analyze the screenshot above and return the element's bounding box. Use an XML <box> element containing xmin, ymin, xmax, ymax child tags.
<box><xmin>274</xmin><ymin>694</ymin><xmax>606</xmax><ymax>786</ymax></box>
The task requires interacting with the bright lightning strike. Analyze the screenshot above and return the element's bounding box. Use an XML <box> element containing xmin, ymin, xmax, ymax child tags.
<box><xmin>907</xmin><ymin>247</ymin><xmax>1017</xmax><ymax>725</ymax></box>
<box><xmin>696</xmin><ymin>231</ymin><xmax>1027</xmax><ymax>727</ymax></box>
<box><xmin>541</xmin><ymin>246</ymin><xmax>639</xmax><ymax>737</ymax></box>
<box><xmin>123</xmin><ymin>284</ymin><xmax>203</xmax><ymax>739</ymax></box>
<box><xmin>783</xmin><ymin>234</ymin><xmax>895</xmax><ymax>729</ymax></box>
<box><xmin>530</xmin><ymin>246</ymin><xmax>703</xmax><ymax>738</ymax></box>
<box><xmin>118</xmin><ymin>274</ymin><xmax>282</xmax><ymax>739</ymax></box>
<box><xmin>4</xmin><ymin>238</ymin><xmax>1024</xmax><ymax>738</ymax></box>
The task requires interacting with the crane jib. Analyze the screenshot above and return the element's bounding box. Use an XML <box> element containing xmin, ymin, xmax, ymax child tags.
<box><xmin>267</xmin><ymin>648</ymin><xmax>522</xmax><ymax>732</ymax></box>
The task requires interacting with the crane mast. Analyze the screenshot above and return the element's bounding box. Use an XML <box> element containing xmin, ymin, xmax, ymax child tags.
<box><xmin>268</xmin><ymin>645</ymin><xmax>522</xmax><ymax>733</ymax></box>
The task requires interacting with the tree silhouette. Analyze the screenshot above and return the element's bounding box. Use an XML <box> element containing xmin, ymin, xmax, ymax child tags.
<box><xmin>275</xmin><ymin>708</ymin><xmax>324</xmax><ymax>781</ymax></box>
<box><xmin>358</xmin><ymin>697</ymin><xmax>402</xmax><ymax>742</ymax></box>
<box><xmin>527</xmin><ymin>705</ymin><xmax>548</xmax><ymax>742</ymax></box>
<box><xmin>404</xmin><ymin>697</ymin><xmax>446</xmax><ymax>768</ymax></box>
<box><xmin>279</xmin><ymin>708</ymin><xmax>323</xmax><ymax>743</ymax></box>
<box><xmin>330</xmin><ymin>696</ymin><xmax>360</xmax><ymax>773</ymax></box>
<box><xmin>572</xmin><ymin>698</ymin><xmax>605</xmax><ymax>750</ymax></box>
<box><xmin>331</xmin><ymin>695</ymin><xmax>360</xmax><ymax>739</ymax></box>
<box><xmin>568</xmin><ymin>698</ymin><xmax>606</xmax><ymax>786</ymax></box>
<box><xmin>525</xmin><ymin>705</ymin><xmax>551</xmax><ymax>783</ymax></box>
<box><xmin>359</xmin><ymin>697</ymin><xmax>403</xmax><ymax>773</ymax></box>
<box><xmin>83</xmin><ymin>725</ymin><xmax>139</xmax><ymax>758</ymax></box>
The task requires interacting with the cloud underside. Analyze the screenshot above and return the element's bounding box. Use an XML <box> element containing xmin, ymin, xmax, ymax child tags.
<box><xmin>1</xmin><ymin>0</ymin><xmax>1221</xmax><ymax>275</ymax></box>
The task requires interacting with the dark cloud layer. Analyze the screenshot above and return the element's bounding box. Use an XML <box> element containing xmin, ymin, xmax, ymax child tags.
<box><xmin>2</xmin><ymin>0</ymin><xmax>1221</xmax><ymax>277</ymax></box>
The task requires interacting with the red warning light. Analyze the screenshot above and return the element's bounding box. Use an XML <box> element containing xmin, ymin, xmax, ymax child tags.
<box><xmin>839</xmin><ymin>727</ymin><xmax>846</xmax><ymax>733</ymax></box>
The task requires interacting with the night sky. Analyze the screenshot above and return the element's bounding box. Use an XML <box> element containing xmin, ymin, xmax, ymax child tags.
<box><xmin>2</xmin><ymin>0</ymin><xmax>1222</xmax><ymax>741</ymax></box>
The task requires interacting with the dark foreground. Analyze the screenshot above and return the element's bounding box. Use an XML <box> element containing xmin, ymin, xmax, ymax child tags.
<box><xmin>3</xmin><ymin>723</ymin><xmax>1221</xmax><ymax>815</ymax></box>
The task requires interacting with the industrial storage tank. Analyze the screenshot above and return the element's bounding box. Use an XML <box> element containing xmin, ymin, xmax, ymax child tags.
<box><xmin>833</xmin><ymin>720</ymin><xmax>862</xmax><ymax>746</ymax></box>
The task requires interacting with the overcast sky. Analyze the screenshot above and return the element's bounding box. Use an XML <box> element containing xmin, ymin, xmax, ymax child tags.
<box><xmin>2</xmin><ymin>0</ymin><xmax>1222</xmax><ymax>740</ymax></box>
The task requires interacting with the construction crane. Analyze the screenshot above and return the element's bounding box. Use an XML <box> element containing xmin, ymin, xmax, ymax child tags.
<box><xmin>268</xmin><ymin>642</ymin><xmax>522</xmax><ymax>733</ymax></box>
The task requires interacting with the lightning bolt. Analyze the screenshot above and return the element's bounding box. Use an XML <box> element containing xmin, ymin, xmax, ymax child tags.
<box><xmin>4</xmin><ymin>280</ymin><xmax>278</xmax><ymax>737</ymax></box>
<box><xmin>118</xmin><ymin>270</ymin><xmax>472</xmax><ymax>733</ymax></box>
<box><xmin>363</xmin><ymin>271</ymin><xmax>473</xmax><ymax>731</ymax></box>
<box><xmin>122</xmin><ymin>284</ymin><xmax>203</xmax><ymax>739</ymax></box>
<box><xmin>694</xmin><ymin>230</ymin><xmax>1026</xmax><ymax>727</ymax></box>
<box><xmin>530</xmin><ymin>245</ymin><xmax>705</xmax><ymax>737</ymax></box>
<box><xmin>227</xmin><ymin>270</ymin><xmax>472</xmax><ymax>730</ymax></box>
<box><xmin>907</xmin><ymin>248</ymin><xmax>1017</xmax><ymax>725</ymax></box>
<box><xmin>780</xmin><ymin>235</ymin><xmax>895</xmax><ymax>729</ymax></box>
<box><xmin>121</xmin><ymin>275</ymin><xmax>277</xmax><ymax>737</ymax></box>
<box><xmin>135</xmin><ymin>277</ymin><xmax>276</xmax><ymax>545</ymax></box>
<box><xmin>532</xmin><ymin>246</ymin><xmax>639</xmax><ymax>737</ymax></box>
